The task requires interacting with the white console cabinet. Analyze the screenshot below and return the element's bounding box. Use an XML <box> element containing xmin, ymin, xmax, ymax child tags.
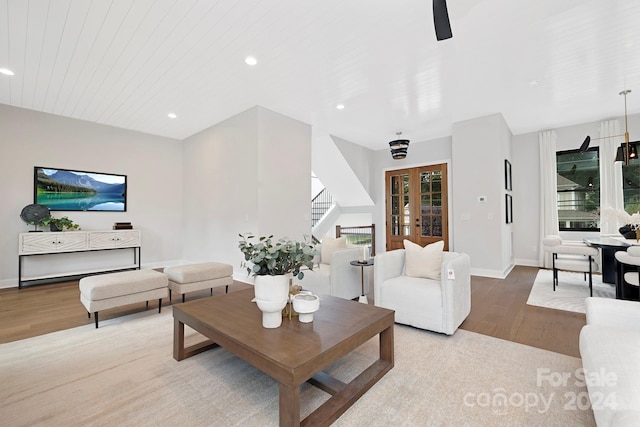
<box><xmin>18</xmin><ymin>230</ymin><xmax>141</xmax><ymax>288</ymax></box>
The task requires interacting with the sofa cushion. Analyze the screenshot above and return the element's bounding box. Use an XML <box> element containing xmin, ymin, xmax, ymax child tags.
<box><xmin>404</xmin><ymin>239</ymin><xmax>444</xmax><ymax>280</ymax></box>
<box><xmin>579</xmin><ymin>324</ymin><xmax>640</xmax><ymax>427</ymax></box>
<box><xmin>79</xmin><ymin>269</ymin><xmax>168</xmax><ymax>301</ymax></box>
<box><xmin>379</xmin><ymin>275</ymin><xmax>443</xmax><ymax>329</ymax></box>
<box><xmin>542</xmin><ymin>235</ymin><xmax>562</xmax><ymax>246</ymax></box>
<box><xmin>164</xmin><ymin>262</ymin><xmax>232</xmax><ymax>284</ymax></box>
<box><xmin>320</xmin><ymin>236</ymin><xmax>346</xmax><ymax>265</ymax></box>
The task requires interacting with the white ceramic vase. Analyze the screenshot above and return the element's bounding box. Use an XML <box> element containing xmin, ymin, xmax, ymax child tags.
<box><xmin>253</xmin><ymin>274</ymin><xmax>289</xmax><ymax>328</ymax></box>
<box><xmin>292</xmin><ymin>293</ymin><xmax>320</xmax><ymax>323</ymax></box>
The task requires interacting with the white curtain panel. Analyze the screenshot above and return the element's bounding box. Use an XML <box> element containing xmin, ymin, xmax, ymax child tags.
<box><xmin>539</xmin><ymin>130</ymin><xmax>559</xmax><ymax>268</ymax></box>
<box><xmin>599</xmin><ymin>119</ymin><xmax>624</xmax><ymax>235</ymax></box>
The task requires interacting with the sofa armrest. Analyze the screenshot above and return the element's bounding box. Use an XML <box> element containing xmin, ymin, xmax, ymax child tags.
<box><xmin>328</xmin><ymin>247</ymin><xmax>363</xmax><ymax>299</ymax></box>
<box><xmin>440</xmin><ymin>252</ymin><xmax>471</xmax><ymax>335</ymax></box>
<box><xmin>585</xmin><ymin>297</ymin><xmax>640</xmax><ymax>331</ymax></box>
<box><xmin>373</xmin><ymin>249</ymin><xmax>406</xmax><ymax>304</ymax></box>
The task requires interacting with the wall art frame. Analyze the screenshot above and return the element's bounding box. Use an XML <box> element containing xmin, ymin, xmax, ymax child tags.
<box><xmin>504</xmin><ymin>159</ymin><xmax>512</xmax><ymax>191</ymax></box>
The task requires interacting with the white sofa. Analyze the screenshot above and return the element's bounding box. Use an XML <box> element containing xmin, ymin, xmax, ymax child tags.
<box><xmin>374</xmin><ymin>249</ymin><xmax>471</xmax><ymax>335</ymax></box>
<box><xmin>297</xmin><ymin>245</ymin><xmax>362</xmax><ymax>300</ymax></box>
<box><xmin>579</xmin><ymin>297</ymin><xmax>640</xmax><ymax>426</ymax></box>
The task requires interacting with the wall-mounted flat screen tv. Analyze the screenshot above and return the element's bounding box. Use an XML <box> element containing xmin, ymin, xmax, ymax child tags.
<box><xmin>34</xmin><ymin>167</ymin><xmax>127</xmax><ymax>212</ymax></box>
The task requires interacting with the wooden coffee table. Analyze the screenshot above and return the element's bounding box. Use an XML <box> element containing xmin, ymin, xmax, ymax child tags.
<box><xmin>173</xmin><ymin>288</ymin><xmax>394</xmax><ymax>426</ymax></box>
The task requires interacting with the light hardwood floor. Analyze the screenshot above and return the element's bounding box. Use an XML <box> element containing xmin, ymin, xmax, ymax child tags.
<box><xmin>0</xmin><ymin>265</ymin><xmax>586</xmax><ymax>357</ymax></box>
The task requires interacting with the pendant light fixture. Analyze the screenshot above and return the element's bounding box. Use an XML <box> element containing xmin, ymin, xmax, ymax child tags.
<box><xmin>582</xmin><ymin>90</ymin><xmax>635</xmax><ymax>164</ymax></box>
<box><xmin>389</xmin><ymin>132</ymin><xmax>410</xmax><ymax>160</ymax></box>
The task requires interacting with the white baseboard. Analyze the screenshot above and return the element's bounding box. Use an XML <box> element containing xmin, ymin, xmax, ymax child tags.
<box><xmin>0</xmin><ymin>278</ymin><xmax>17</xmax><ymax>289</ymax></box>
<box><xmin>471</xmin><ymin>263</ymin><xmax>514</xmax><ymax>279</ymax></box>
<box><xmin>471</xmin><ymin>267</ymin><xmax>508</xmax><ymax>279</ymax></box>
<box><xmin>233</xmin><ymin>271</ymin><xmax>253</xmax><ymax>284</ymax></box>
<box><xmin>0</xmin><ymin>259</ymin><xmax>188</xmax><ymax>290</ymax></box>
<box><xmin>514</xmin><ymin>258</ymin><xmax>542</xmax><ymax>267</ymax></box>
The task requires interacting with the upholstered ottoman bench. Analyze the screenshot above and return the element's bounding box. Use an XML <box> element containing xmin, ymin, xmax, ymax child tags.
<box><xmin>79</xmin><ymin>269</ymin><xmax>168</xmax><ymax>328</ymax></box>
<box><xmin>164</xmin><ymin>262</ymin><xmax>233</xmax><ymax>303</ymax></box>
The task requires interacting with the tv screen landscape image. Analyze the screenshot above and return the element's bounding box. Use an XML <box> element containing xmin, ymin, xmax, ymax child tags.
<box><xmin>34</xmin><ymin>167</ymin><xmax>127</xmax><ymax>212</ymax></box>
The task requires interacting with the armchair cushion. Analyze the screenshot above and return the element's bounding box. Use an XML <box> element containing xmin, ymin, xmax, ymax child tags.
<box><xmin>320</xmin><ymin>236</ymin><xmax>347</xmax><ymax>265</ymax></box>
<box><xmin>404</xmin><ymin>239</ymin><xmax>444</xmax><ymax>280</ymax></box>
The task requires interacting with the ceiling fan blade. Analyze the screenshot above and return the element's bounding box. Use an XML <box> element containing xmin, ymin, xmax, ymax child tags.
<box><xmin>433</xmin><ymin>0</ymin><xmax>452</xmax><ymax>41</ymax></box>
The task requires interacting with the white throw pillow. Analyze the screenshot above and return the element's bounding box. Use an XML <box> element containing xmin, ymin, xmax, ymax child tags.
<box><xmin>321</xmin><ymin>236</ymin><xmax>347</xmax><ymax>265</ymax></box>
<box><xmin>404</xmin><ymin>239</ymin><xmax>444</xmax><ymax>280</ymax></box>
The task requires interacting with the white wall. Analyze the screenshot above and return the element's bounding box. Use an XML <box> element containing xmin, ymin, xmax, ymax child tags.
<box><xmin>257</xmin><ymin>107</ymin><xmax>312</xmax><ymax>240</ymax></box>
<box><xmin>181</xmin><ymin>107</ymin><xmax>259</xmax><ymax>270</ymax></box>
<box><xmin>333</xmin><ymin>136</ymin><xmax>375</xmax><ymax>196</ymax></box>
<box><xmin>312</xmin><ymin>132</ymin><xmax>374</xmax><ymax>207</ymax></box>
<box><xmin>181</xmin><ymin>106</ymin><xmax>312</xmax><ymax>276</ymax></box>
<box><xmin>452</xmin><ymin>113</ymin><xmax>513</xmax><ymax>278</ymax></box>
<box><xmin>0</xmin><ymin>104</ymin><xmax>183</xmax><ymax>287</ymax></box>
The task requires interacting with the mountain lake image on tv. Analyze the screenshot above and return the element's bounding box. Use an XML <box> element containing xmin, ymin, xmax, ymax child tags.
<box><xmin>34</xmin><ymin>167</ymin><xmax>127</xmax><ymax>212</ymax></box>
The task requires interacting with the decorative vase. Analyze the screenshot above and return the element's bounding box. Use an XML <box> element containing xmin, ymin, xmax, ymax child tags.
<box><xmin>620</xmin><ymin>225</ymin><xmax>637</xmax><ymax>239</ymax></box>
<box><xmin>252</xmin><ymin>275</ymin><xmax>289</xmax><ymax>328</ymax></box>
<box><xmin>292</xmin><ymin>293</ymin><xmax>320</xmax><ymax>323</ymax></box>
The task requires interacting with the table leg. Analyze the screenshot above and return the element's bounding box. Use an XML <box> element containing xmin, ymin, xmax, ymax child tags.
<box><xmin>173</xmin><ymin>318</ymin><xmax>185</xmax><ymax>361</ymax></box>
<box><xmin>358</xmin><ymin>266</ymin><xmax>368</xmax><ymax>304</ymax></box>
<box><xmin>279</xmin><ymin>383</ymin><xmax>300</xmax><ymax>427</ymax></box>
<box><xmin>380</xmin><ymin>323</ymin><xmax>394</xmax><ymax>364</ymax></box>
<box><xmin>600</xmin><ymin>247</ymin><xmax>621</xmax><ymax>284</ymax></box>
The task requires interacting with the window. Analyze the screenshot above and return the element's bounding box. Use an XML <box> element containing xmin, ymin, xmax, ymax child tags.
<box><xmin>622</xmin><ymin>142</ymin><xmax>640</xmax><ymax>213</ymax></box>
<box><xmin>556</xmin><ymin>148</ymin><xmax>600</xmax><ymax>231</ymax></box>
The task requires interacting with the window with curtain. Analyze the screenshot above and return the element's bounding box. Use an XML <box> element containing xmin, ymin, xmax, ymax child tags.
<box><xmin>556</xmin><ymin>148</ymin><xmax>600</xmax><ymax>231</ymax></box>
<box><xmin>623</xmin><ymin>142</ymin><xmax>640</xmax><ymax>213</ymax></box>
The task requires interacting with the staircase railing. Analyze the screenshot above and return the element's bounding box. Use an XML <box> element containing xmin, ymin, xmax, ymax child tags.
<box><xmin>336</xmin><ymin>224</ymin><xmax>376</xmax><ymax>256</ymax></box>
<box><xmin>311</xmin><ymin>188</ymin><xmax>333</xmax><ymax>228</ymax></box>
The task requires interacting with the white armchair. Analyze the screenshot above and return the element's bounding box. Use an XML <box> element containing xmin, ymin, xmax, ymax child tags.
<box><xmin>374</xmin><ymin>248</ymin><xmax>471</xmax><ymax>335</ymax></box>
<box><xmin>297</xmin><ymin>245</ymin><xmax>362</xmax><ymax>300</ymax></box>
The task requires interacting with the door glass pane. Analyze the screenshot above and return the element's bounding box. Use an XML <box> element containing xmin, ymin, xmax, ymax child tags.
<box><xmin>433</xmin><ymin>194</ymin><xmax>442</xmax><ymax>215</ymax></box>
<box><xmin>433</xmin><ymin>216</ymin><xmax>443</xmax><ymax>237</ymax></box>
<box><xmin>420</xmin><ymin>173</ymin><xmax>430</xmax><ymax>193</ymax></box>
<box><xmin>392</xmin><ymin>195</ymin><xmax>399</xmax><ymax>215</ymax></box>
<box><xmin>421</xmin><ymin>194</ymin><xmax>431</xmax><ymax>214</ymax></box>
<box><xmin>421</xmin><ymin>216</ymin><xmax>431</xmax><ymax>236</ymax></box>
<box><xmin>391</xmin><ymin>216</ymin><xmax>399</xmax><ymax>235</ymax></box>
<box><xmin>432</xmin><ymin>171</ymin><xmax>442</xmax><ymax>192</ymax></box>
<box><xmin>391</xmin><ymin>176</ymin><xmax>399</xmax><ymax>194</ymax></box>
<box><xmin>403</xmin><ymin>195</ymin><xmax>410</xmax><ymax>236</ymax></box>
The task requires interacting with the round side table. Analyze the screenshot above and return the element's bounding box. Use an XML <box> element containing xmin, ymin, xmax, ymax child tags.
<box><xmin>350</xmin><ymin>259</ymin><xmax>374</xmax><ymax>303</ymax></box>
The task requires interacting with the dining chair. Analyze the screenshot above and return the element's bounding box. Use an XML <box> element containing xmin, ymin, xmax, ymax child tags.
<box><xmin>542</xmin><ymin>235</ymin><xmax>599</xmax><ymax>296</ymax></box>
<box><xmin>614</xmin><ymin>246</ymin><xmax>640</xmax><ymax>300</ymax></box>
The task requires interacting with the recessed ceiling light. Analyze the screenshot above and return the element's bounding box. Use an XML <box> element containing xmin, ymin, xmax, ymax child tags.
<box><xmin>0</xmin><ymin>68</ymin><xmax>15</xmax><ymax>76</ymax></box>
<box><xmin>336</xmin><ymin>104</ymin><xmax>345</xmax><ymax>110</ymax></box>
<box><xmin>168</xmin><ymin>113</ymin><xmax>177</xmax><ymax>119</ymax></box>
<box><xmin>245</xmin><ymin>56</ymin><xmax>257</xmax><ymax>66</ymax></box>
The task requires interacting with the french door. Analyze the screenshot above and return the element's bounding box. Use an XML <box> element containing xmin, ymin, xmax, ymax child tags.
<box><xmin>385</xmin><ymin>164</ymin><xmax>448</xmax><ymax>251</ymax></box>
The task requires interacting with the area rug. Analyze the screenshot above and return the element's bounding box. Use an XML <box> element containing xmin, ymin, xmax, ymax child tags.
<box><xmin>527</xmin><ymin>269</ymin><xmax>616</xmax><ymax>313</ymax></box>
<box><xmin>0</xmin><ymin>306</ymin><xmax>595</xmax><ymax>426</ymax></box>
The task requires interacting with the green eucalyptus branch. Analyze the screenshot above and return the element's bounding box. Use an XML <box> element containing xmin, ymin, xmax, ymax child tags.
<box><xmin>238</xmin><ymin>233</ymin><xmax>318</xmax><ymax>279</ymax></box>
